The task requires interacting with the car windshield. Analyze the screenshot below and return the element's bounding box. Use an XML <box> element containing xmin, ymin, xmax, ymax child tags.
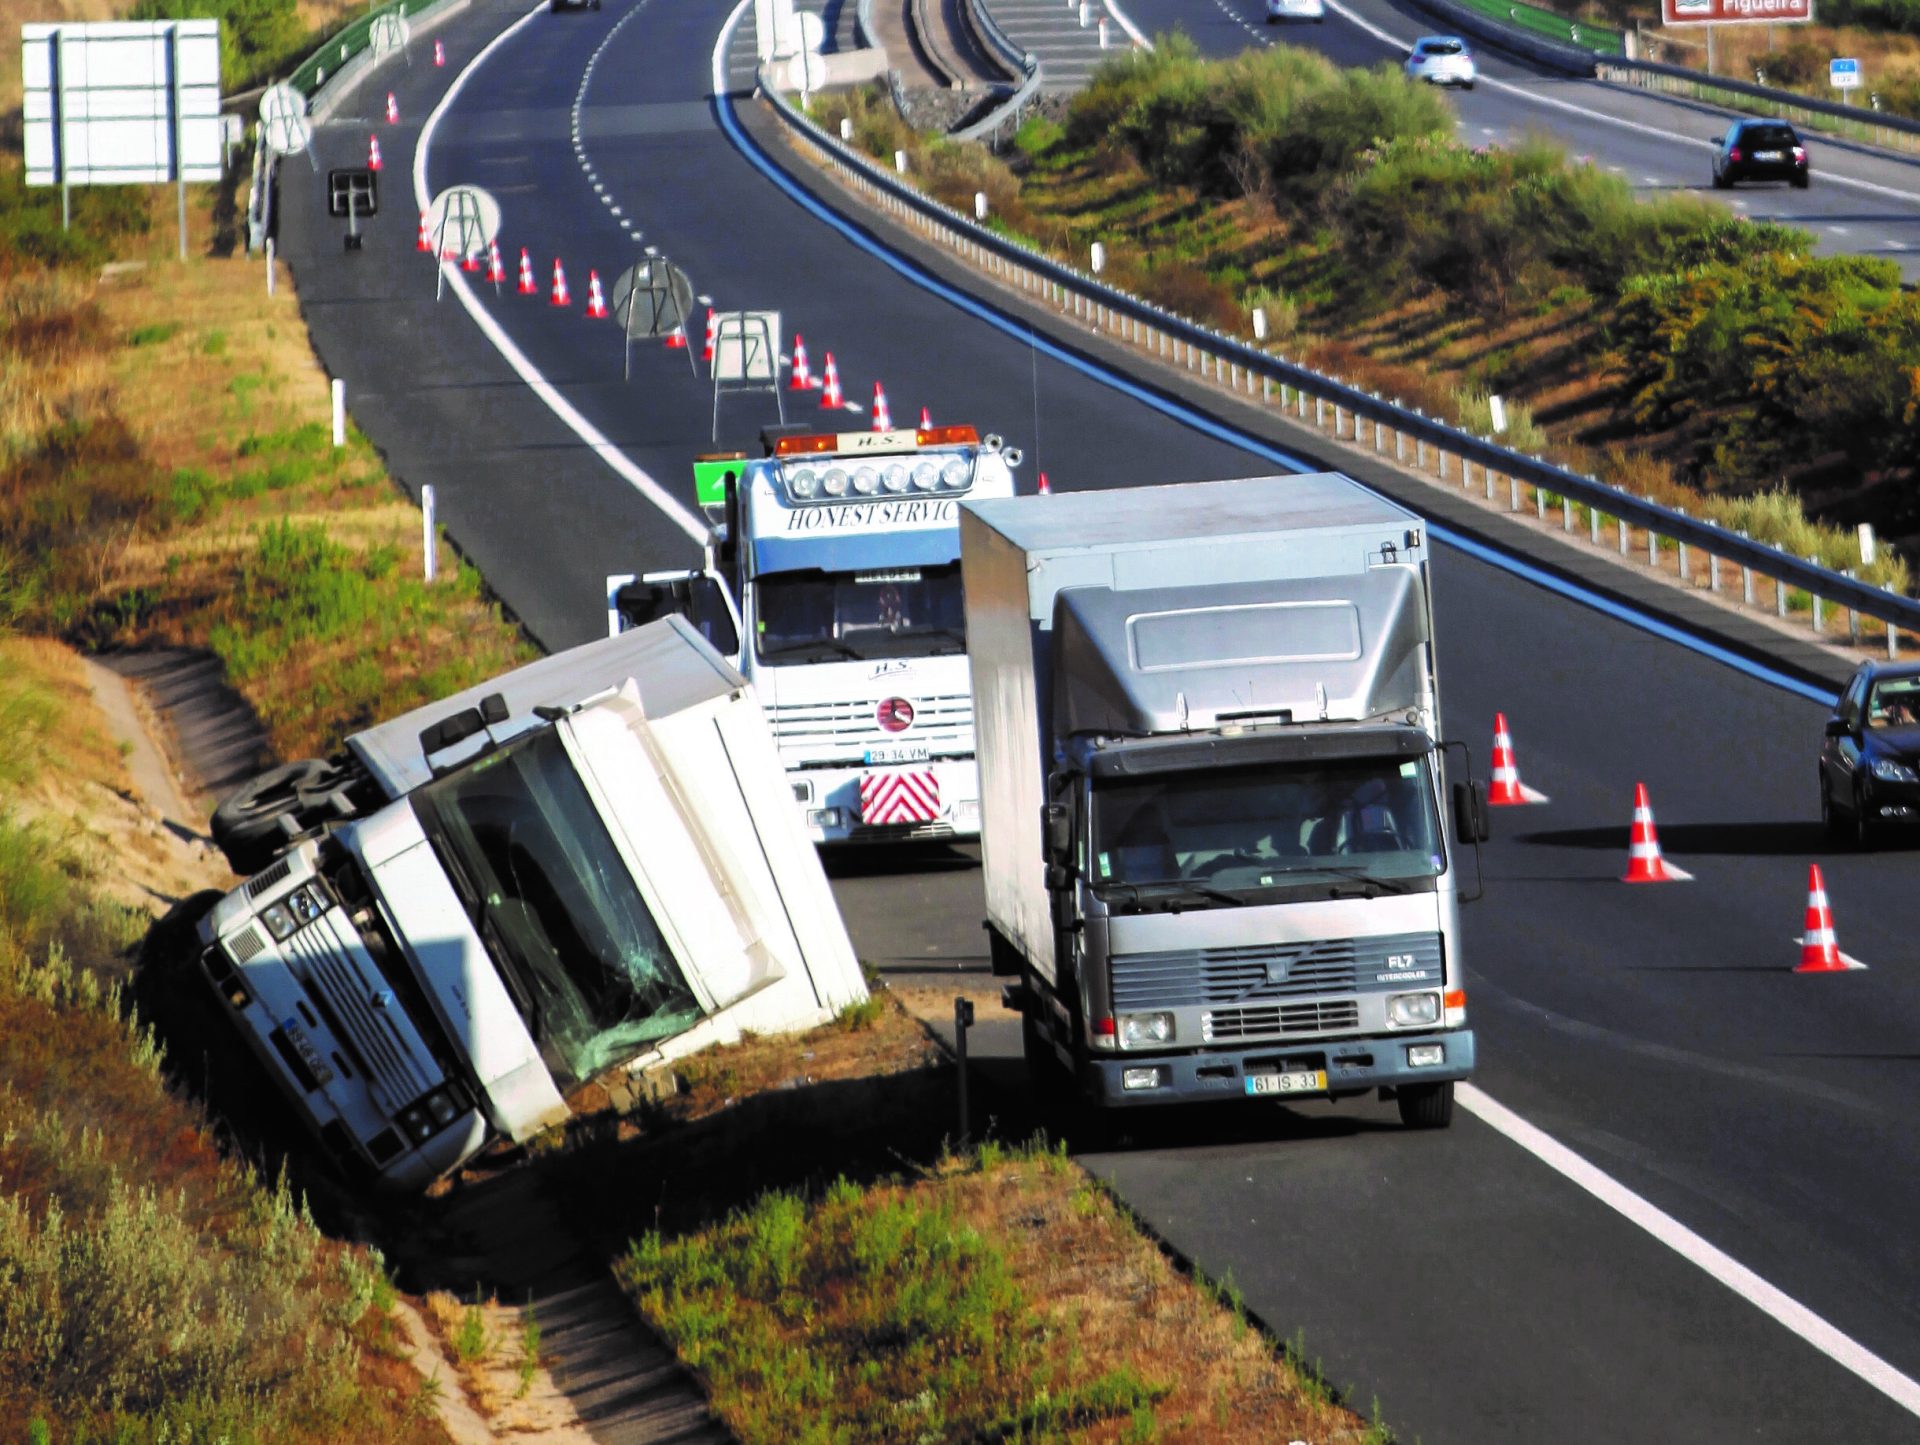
<box><xmin>754</xmin><ymin>562</ymin><xmax>965</xmax><ymax>663</ymax></box>
<box><xmin>1743</xmin><ymin>125</ymin><xmax>1797</xmax><ymax>147</ymax></box>
<box><xmin>1090</xmin><ymin>754</ymin><xmax>1446</xmax><ymax>909</ymax></box>
<box><xmin>1868</xmin><ymin>675</ymin><xmax>1920</xmax><ymax>728</ymax></box>
<box><xmin>412</xmin><ymin>729</ymin><xmax>702</xmax><ymax>1090</ymax></box>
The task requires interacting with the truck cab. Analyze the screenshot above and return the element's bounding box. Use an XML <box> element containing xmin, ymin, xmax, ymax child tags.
<box><xmin>610</xmin><ymin>424</ymin><xmax>1020</xmax><ymax>845</ymax></box>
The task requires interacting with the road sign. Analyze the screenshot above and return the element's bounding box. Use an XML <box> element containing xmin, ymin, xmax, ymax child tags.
<box><xmin>1831</xmin><ymin>57</ymin><xmax>1861</xmax><ymax>89</ymax></box>
<box><xmin>426</xmin><ymin>185</ymin><xmax>500</xmax><ymax>254</ymax></box>
<box><xmin>258</xmin><ymin>83</ymin><xmax>313</xmax><ymax>159</ymax></box>
<box><xmin>610</xmin><ymin>260</ymin><xmax>695</xmax><ymax>339</ymax></box>
<box><xmin>1660</xmin><ymin>0</ymin><xmax>1811</xmax><ymax>24</ymax></box>
<box><xmin>22</xmin><ymin>20</ymin><xmax>223</xmax><ymax>186</ymax></box>
<box><xmin>711</xmin><ymin>311</ymin><xmax>784</xmax><ymax>441</ymax></box>
<box><xmin>368</xmin><ymin>12</ymin><xmax>410</xmax><ymax>59</ymax></box>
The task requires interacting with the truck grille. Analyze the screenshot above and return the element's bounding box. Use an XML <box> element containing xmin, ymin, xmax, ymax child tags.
<box><xmin>1111</xmin><ymin>932</ymin><xmax>1442</xmax><ymax>1010</ymax></box>
<box><xmin>282</xmin><ymin>916</ymin><xmax>436</xmax><ymax>1114</ymax></box>
<box><xmin>768</xmin><ymin>693</ymin><xmax>973</xmax><ymax>758</ymax></box>
<box><xmin>1205</xmin><ymin>1000</ymin><xmax>1361</xmax><ymax>1041</ymax></box>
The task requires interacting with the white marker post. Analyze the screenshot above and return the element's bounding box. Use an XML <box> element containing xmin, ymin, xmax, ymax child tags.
<box><xmin>974</xmin><ymin>190</ymin><xmax>988</xmax><ymax>220</ymax></box>
<box><xmin>1489</xmin><ymin>394</ymin><xmax>1507</xmax><ymax>435</ymax></box>
<box><xmin>265</xmin><ymin>236</ymin><xmax>275</xmax><ymax>296</ymax></box>
<box><xmin>1090</xmin><ymin>241</ymin><xmax>1105</xmax><ymax>274</ymax></box>
<box><xmin>894</xmin><ymin>149</ymin><xmax>908</xmax><ymax>173</ymax></box>
<box><xmin>421</xmin><ymin>484</ymin><xmax>437</xmax><ymax>582</ymax></box>
<box><xmin>331</xmin><ymin>377</ymin><xmax>345</xmax><ymax>447</ymax></box>
<box><xmin>1252</xmin><ymin>306</ymin><xmax>1268</xmax><ymax>341</ymax></box>
<box><xmin>1859</xmin><ymin>523</ymin><xmax>1877</xmax><ymax>566</ymax></box>
<box><xmin>840</xmin><ymin>117</ymin><xmax>852</xmax><ymax>141</ymax></box>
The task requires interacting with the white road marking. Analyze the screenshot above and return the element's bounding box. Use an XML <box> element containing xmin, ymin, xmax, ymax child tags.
<box><xmin>1460</xmin><ymin>1084</ymin><xmax>1920</xmax><ymax>1417</ymax></box>
<box><xmin>1831</xmin><ymin>225</ymin><xmax>1851</xmax><ymax>234</ymax></box>
<box><xmin>1322</xmin><ymin>0</ymin><xmax>1920</xmax><ymax>207</ymax></box>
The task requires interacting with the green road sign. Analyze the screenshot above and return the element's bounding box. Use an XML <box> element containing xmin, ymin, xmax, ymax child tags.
<box><xmin>693</xmin><ymin>458</ymin><xmax>742</xmax><ymax>508</ymax></box>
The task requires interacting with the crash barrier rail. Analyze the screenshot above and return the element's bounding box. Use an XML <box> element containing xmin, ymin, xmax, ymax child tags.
<box><xmin>949</xmin><ymin>0</ymin><xmax>1042</xmax><ymax>144</ymax></box>
<box><xmin>761</xmin><ymin>70</ymin><xmax>1920</xmax><ymax>656</ymax></box>
<box><xmin>1597</xmin><ymin>56</ymin><xmax>1920</xmax><ymax>156</ymax></box>
<box><xmin>1447</xmin><ymin>0</ymin><xmax>1624</xmax><ymax>55</ymax></box>
<box><xmin>856</xmin><ymin>0</ymin><xmax>878</xmax><ymax>51</ymax></box>
<box><xmin>288</xmin><ymin>0</ymin><xmax>451</xmax><ymax>98</ymax></box>
<box><xmin>910</xmin><ymin>0</ymin><xmax>962</xmax><ymax>89</ymax></box>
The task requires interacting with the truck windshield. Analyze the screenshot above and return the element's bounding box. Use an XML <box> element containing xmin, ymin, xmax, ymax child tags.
<box><xmin>1092</xmin><ymin>754</ymin><xmax>1445</xmax><ymax>902</ymax></box>
<box><xmin>755</xmin><ymin>563</ymin><xmax>965</xmax><ymax>663</ymax></box>
<box><xmin>412</xmin><ymin>730</ymin><xmax>703</xmax><ymax>1090</ymax></box>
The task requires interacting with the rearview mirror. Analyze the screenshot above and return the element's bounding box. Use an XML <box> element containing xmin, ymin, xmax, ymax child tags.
<box><xmin>1043</xmin><ymin>800</ymin><xmax>1072</xmax><ymax>860</ymax></box>
<box><xmin>1824</xmin><ymin>716</ymin><xmax>1851</xmax><ymax>738</ymax></box>
<box><xmin>1453</xmin><ymin>781</ymin><xmax>1490</xmax><ymax>845</ymax></box>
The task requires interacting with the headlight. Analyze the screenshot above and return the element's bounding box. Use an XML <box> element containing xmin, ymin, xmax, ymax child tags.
<box><xmin>788</xmin><ymin>467</ymin><xmax>818</xmax><ymax>499</ymax></box>
<box><xmin>287</xmin><ymin>883</ymin><xmax>329</xmax><ymax>925</ymax></box>
<box><xmin>1871</xmin><ymin>757</ymin><xmax>1919</xmax><ymax>783</ymax></box>
<box><xmin>259</xmin><ymin>902</ymin><xmax>297</xmax><ymax>941</ymax></box>
<box><xmin>938</xmin><ymin>458</ymin><xmax>970</xmax><ymax>490</ymax></box>
<box><xmin>821</xmin><ymin>468</ymin><xmax>850</xmax><ymax>497</ymax></box>
<box><xmin>881</xmin><ymin>463</ymin><xmax>909</xmax><ymax>493</ymax></box>
<box><xmin>851</xmin><ymin>466</ymin><xmax>880</xmax><ymax>495</ymax></box>
<box><xmin>1388</xmin><ymin>992</ymin><xmax>1441</xmax><ymax>1027</ymax></box>
<box><xmin>1118</xmin><ymin>1012</ymin><xmax>1174</xmax><ymax>1048</ymax></box>
<box><xmin>910</xmin><ymin>460</ymin><xmax>940</xmax><ymax>491</ymax></box>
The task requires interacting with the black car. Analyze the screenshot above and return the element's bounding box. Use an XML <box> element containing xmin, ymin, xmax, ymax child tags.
<box><xmin>1711</xmin><ymin>119</ymin><xmax>1808</xmax><ymax>190</ymax></box>
<box><xmin>1819</xmin><ymin>661</ymin><xmax>1920</xmax><ymax>846</ymax></box>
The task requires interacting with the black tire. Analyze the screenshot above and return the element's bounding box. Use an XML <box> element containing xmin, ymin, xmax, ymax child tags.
<box><xmin>1820</xmin><ymin>771</ymin><xmax>1843</xmax><ymax>840</ymax></box>
<box><xmin>1852</xmin><ymin>783</ymin><xmax>1876</xmax><ymax>851</ymax></box>
<box><xmin>1792</xmin><ymin>173</ymin><xmax>1809</xmax><ymax>189</ymax></box>
<box><xmin>211</xmin><ymin>759</ymin><xmax>332</xmax><ymax>874</ymax></box>
<box><xmin>1712</xmin><ymin>170</ymin><xmax>1731</xmax><ymax>190</ymax></box>
<box><xmin>1462</xmin><ymin>80</ymin><xmax>1475</xmax><ymax>90</ymax></box>
<box><xmin>1397</xmin><ymin>1080</ymin><xmax>1454</xmax><ymax>1129</ymax></box>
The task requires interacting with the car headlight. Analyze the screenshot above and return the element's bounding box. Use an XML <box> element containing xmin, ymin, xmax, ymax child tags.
<box><xmin>881</xmin><ymin>463</ymin><xmax>909</xmax><ymax>493</ymax></box>
<box><xmin>1118</xmin><ymin>1012</ymin><xmax>1174</xmax><ymax>1048</ymax></box>
<box><xmin>938</xmin><ymin>458</ymin><xmax>970</xmax><ymax>490</ymax></box>
<box><xmin>259</xmin><ymin>902</ymin><xmax>297</xmax><ymax>941</ymax></box>
<box><xmin>788</xmin><ymin>467</ymin><xmax>818</xmax><ymax>499</ymax></box>
<box><xmin>851</xmin><ymin>466</ymin><xmax>880</xmax><ymax>495</ymax></box>
<box><xmin>1388</xmin><ymin>992</ymin><xmax>1441</xmax><ymax>1027</ymax></box>
<box><xmin>821</xmin><ymin>468</ymin><xmax>850</xmax><ymax>497</ymax></box>
<box><xmin>911</xmin><ymin>461</ymin><xmax>940</xmax><ymax>491</ymax></box>
<box><xmin>1872</xmin><ymin>757</ymin><xmax>1919</xmax><ymax>783</ymax></box>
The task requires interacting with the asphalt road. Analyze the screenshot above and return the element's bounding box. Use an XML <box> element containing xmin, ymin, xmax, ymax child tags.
<box><xmin>280</xmin><ymin>1</ymin><xmax>1920</xmax><ymax>1438</ymax></box>
<box><xmin>1099</xmin><ymin>0</ymin><xmax>1920</xmax><ymax>278</ymax></box>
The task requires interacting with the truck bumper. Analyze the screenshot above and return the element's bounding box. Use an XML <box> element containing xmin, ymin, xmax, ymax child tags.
<box><xmin>1078</xmin><ymin>1028</ymin><xmax>1476</xmax><ymax>1108</ymax></box>
<box><xmin>789</xmin><ymin>759</ymin><xmax>981</xmax><ymax>845</ymax></box>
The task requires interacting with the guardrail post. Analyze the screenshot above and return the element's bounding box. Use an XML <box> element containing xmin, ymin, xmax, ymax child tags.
<box><xmin>1316</xmin><ymin>397</ymin><xmax>1325</xmax><ymax>429</ymax></box>
<box><xmin>1590</xmin><ymin>505</ymin><xmax>1601</xmax><ymax>546</ymax></box>
<box><xmin>1508</xmin><ymin>475</ymin><xmax>1520</xmax><ymax>512</ymax></box>
<box><xmin>1395</xmin><ymin>430</ymin><xmax>1405</xmax><ymax>463</ymax></box>
<box><xmin>1648</xmin><ymin>522</ymin><xmax>1658</xmax><ymax>568</ymax></box>
<box><xmin>1619</xmin><ymin>517</ymin><xmax>1630</xmax><ymax>557</ymax></box>
<box><xmin>1562</xmin><ymin>495</ymin><xmax>1574</xmax><ymax>533</ymax></box>
<box><xmin>1778</xmin><ymin>564</ymin><xmax>1790</xmax><ymax>618</ymax></box>
<box><xmin>1417</xmin><ymin>438</ymin><xmax>1427</xmax><ymax>470</ymax></box>
<box><xmin>1439</xmin><ymin>450</ymin><xmax>1449</xmax><ymax>481</ymax></box>
<box><xmin>1536</xmin><ymin>485</ymin><xmax>1547</xmax><ymax>523</ymax></box>
<box><xmin>1677</xmin><ymin>514</ymin><xmax>1690</xmax><ymax>582</ymax></box>
<box><xmin>1845</xmin><ymin>571</ymin><xmax>1859</xmax><ymax>642</ymax></box>
<box><xmin>1891</xmin><ymin>620</ymin><xmax>1900</xmax><ymax>659</ymax></box>
<box><xmin>1334</xmin><ymin>405</ymin><xmax>1344</xmax><ymax>437</ymax></box>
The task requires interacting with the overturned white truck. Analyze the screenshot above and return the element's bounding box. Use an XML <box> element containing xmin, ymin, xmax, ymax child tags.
<box><xmin>188</xmin><ymin>618</ymin><xmax>868</xmax><ymax>1190</ymax></box>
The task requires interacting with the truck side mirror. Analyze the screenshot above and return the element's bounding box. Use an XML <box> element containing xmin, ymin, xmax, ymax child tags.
<box><xmin>1453</xmin><ymin>781</ymin><xmax>1490</xmax><ymax>845</ymax></box>
<box><xmin>1043</xmin><ymin>800</ymin><xmax>1072</xmax><ymax>860</ymax></box>
<box><xmin>1045</xmin><ymin>862</ymin><xmax>1072</xmax><ymax>892</ymax></box>
<box><xmin>616</xmin><ymin>574</ymin><xmax>741</xmax><ymax>659</ymax></box>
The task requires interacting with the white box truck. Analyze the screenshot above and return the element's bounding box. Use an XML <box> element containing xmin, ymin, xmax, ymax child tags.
<box><xmin>608</xmin><ymin>423</ymin><xmax>1019</xmax><ymax>845</ymax></box>
<box><xmin>184</xmin><ymin>617</ymin><xmax>869</xmax><ymax>1190</ymax></box>
<box><xmin>963</xmin><ymin>474</ymin><xmax>1484</xmax><ymax>1128</ymax></box>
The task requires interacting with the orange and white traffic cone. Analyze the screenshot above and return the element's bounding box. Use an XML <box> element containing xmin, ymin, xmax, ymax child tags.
<box><xmin>516</xmin><ymin>248</ymin><xmax>537</xmax><ymax>295</ymax></box>
<box><xmin>460</xmin><ymin>246</ymin><xmax>482</xmax><ymax>273</ymax></box>
<box><xmin>434</xmin><ymin>39</ymin><xmax>445</xmax><ymax>65</ymax></box>
<box><xmin>1622</xmin><ymin>783</ymin><xmax>1690</xmax><ymax>883</ymax></box>
<box><xmin>663</xmin><ymin>322</ymin><xmax>687</xmax><ymax>350</ymax></box>
<box><xmin>416</xmin><ymin>212</ymin><xmax>432</xmax><ymax>253</ymax></box>
<box><xmin>871</xmin><ymin>382</ymin><xmax>892</xmax><ymax>431</ymax></box>
<box><xmin>585</xmin><ymin>270</ymin><xmax>609</xmax><ymax>319</ymax></box>
<box><xmin>367</xmin><ymin>135</ymin><xmax>383</xmax><ymax>171</ymax></box>
<box><xmin>789</xmin><ymin>334</ymin><xmax>814</xmax><ymax>390</ymax></box>
<box><xmin>549</xmin><ymin>258</ymin><xmax>571</xmax><ymax>308</ymax></box>
<box><xmin>1796</xmin><ymin>864</ymin><xmax>1866</xmax><ymax>972</ymax></box>
<box><xmin>700</xmin><ymin>307</ymin><xmax>716</xmax><ymax>362</ymax></box>
<box><xmin>1037</xmin><ymin>471</ymin><xmax>1051</xmax><ymax>495</ymax></box>
<box><xmin>1488</xmin><ymin>712</ymin><xmax>1548</xmax><ymax>806</ymax></box>
<box><xmin>386</xmin><ymin>92</ymin><xmax>399</xmax><ymax>124</ymax></box>
<box><xmin>486</xmin><ymin>240</ymin><xmax>506</xmax><ymax>285</ymax></box>
<box><xmin>819</xmin><ymin>353</ymin><xmax>843</xmax><ymax>409</ymax></box>
<box><xmin>918</xmin><ymin>406</ymin><xmax>932</xmax><ymax>430</ymax></box>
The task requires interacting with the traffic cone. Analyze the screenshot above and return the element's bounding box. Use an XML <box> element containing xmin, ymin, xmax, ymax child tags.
<box><xmin>367</xmin><ymin>135</ymin><xmax>383</xmax><ymax>171</ymax></box>
<box><xmin>789</xmin><ymin>334</ymin><xmax>814</xmax><ymax>390</ymax></box>
<box><xmin>434</xmin><ymin>39</ymin><xmax>445</xmax><ymax>65</ymax></box>
<box><xmin>663</xmin><ymin>322</ymin><xmax>687</xmax><ymax>350</ymax></box>
<box><xmin>700</xmin><ymin>307</ymin><xmax>716</xmax><ymax>362</ymax></box>
<box><xmin>549</xmin><ymin>258</ymin><xmax>571</xmax><ymax>308</ymax></box>
<box><xmin>1488</xmin><ymin>713</ymin><xmax>1547</xmax><ymax>806</ymax></box>
<box><xmin>516</xmin><ymin>248</ymin><xmax>537</xmax><ymax>295</ymax></box>
<box><xmin>585</xmin><ymin>270</ymin><xmax>609</xmax><ymax>318</ymax></box>
<box><xmin>385</xmin><ymin>92</ymin><xmax>399</xmax><ymax>124</ymax></box>
<box><xmin>919</xmin><ymin>406</ymin><xmax>932</xmax><ymax>429</ymax></box>
<box><xmin>415</xmin><ymin>212</ymin><xmax>432</xmax><ymax>253</ymax></box>
<box><xmin>871</xmin><ymin>382</ymin><xmax>892</xmax><ymax>431</ymax></box>
<box><xmin>1795</xmin><ymin>864</ymin><xmax>1859</xmax><ymax>972</ymax></box>
<box><xmin>1622</xmin><ymin>783</ymin><xmax>1690</xmax><ymax>883</ymax></box>
<box><xmin>460</xmin><ymin>246</ymin><xmax>481</xmax><ymax>273</ymax></box>
<box><xmin>486</xmin><ymin>240</ymin><xmax>507</xmax><ymax>285</ymax></box>
<box><xmin>1037</xmin><ymin>471</ymin><xmax>1051</xmax><ymax>495</ymax></box>
<box><xmin>819</xmin><ymin>353</ymin><xmax>843</xmax><ymax>409</ymax></box>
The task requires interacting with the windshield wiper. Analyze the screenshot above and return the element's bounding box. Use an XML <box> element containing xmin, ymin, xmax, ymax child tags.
<box><xmin>1268</xmin><ymin>863</ymin><xmax>1418</xmax><ymax>896</ymax></box>
<box><xmin>1094</xmin><ymin>877</ymin><xmax>1249</xmax><ymax>909</ymax></box>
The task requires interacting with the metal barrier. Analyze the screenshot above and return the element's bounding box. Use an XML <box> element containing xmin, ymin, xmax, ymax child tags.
<box><xmin>288</xmin><ymin>0</ymin><xmax>450</xmax><ymax>97</ymax></box>
<box><xmin>1598</xmin><ymin>56</ymin><xmax>1920</xmax><ymax>156</ymax></box>
<box><xmin>949</xmin><ymin>0</ymin><xmax>1041</xmax><ymax>144</ymax></box>
<box><xmin>759</xmin><ymin>69</ymin><xmax>1920</xmax><ymax>653</ymax></box>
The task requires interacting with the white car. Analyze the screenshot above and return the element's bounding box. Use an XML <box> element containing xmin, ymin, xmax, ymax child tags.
<box><xmin>1405</xmin><ymin>35</ymin><xmax>1476</xmax><ymax>88</ymax></box>
<box><xmin>1266</xmin><ymin>0</ymin><xmax>1326</xmax><ymax>22</ymax></box>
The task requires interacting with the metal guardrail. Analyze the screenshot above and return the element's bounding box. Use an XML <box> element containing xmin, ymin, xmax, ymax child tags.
<box><xmin>1448</xmin><ymin>0</ymin><xmax>1623</xmax><ymax>54</ymax></box>
<box><xmin>759</xmin><ymin>71</ymin><xmax>1920</xmax><ymax>652</ymax></box>
<box><xmin>911</xmin><ymin>0</ymin><xmax>961</xmax><ymax>89</ymax></box>
<box><xmin>1599</xmin><ymin>56</ymin><xmax>1920</xmax><ymax>155</ymax></box>
<box><xmin>949</xmin><ymin>0</ymin><xmax>1042</xmax><ymax>144</ymax></box>
<box><xmin>855</xmin><ymin>0</ymin><xmax>879</xmax><ymax>52</ymax></box>
<box><xmin>287</xmin><ymin>0</ymin><xmax>449</xmax><ymax>96</ymax></box>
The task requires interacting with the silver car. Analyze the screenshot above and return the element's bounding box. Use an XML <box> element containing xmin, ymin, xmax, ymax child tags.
<box><xmin>1267</xmin><ymin>0</ymin><xmax>1327</xmax><ymax>21</ymax></box>
<box><xmin>1405</xmin><ymin>35</ymin><xmax>1476</xmax><ymax>88</ymax></box>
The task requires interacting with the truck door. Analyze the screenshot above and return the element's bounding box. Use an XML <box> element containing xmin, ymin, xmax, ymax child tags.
<box><xmin>606</xmin><ymin>571</ymin><xmax>742</xmax><ymax>664</ymax></box>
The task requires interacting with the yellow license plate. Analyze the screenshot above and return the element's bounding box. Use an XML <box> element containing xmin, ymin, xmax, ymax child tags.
<box><xmin>1245</xmin><ymin>1068</ymin><xmax>1326</xmax><ymax>1097</ymax></box>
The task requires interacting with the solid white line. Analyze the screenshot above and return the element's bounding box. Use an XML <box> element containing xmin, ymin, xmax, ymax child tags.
<box><xmin>413</xmin><ymin>0</ymin><xmax>706</xmax><ymax>543</ymax></box>
<box><xmin>1459</xmin><ymin>1083</ymin><xmax>1920</xmax><ymax>1416</ymax></box>
<box><xmin>1321</xmin><ymin>0</ymin><xmax>1920</xmax><ymax>206</ymax></box>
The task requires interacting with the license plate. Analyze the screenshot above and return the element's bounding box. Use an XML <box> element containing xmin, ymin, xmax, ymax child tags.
<box><xmin>281</xmin><ymin>1019</ymin><xmax>335</xmax><ymax>1087</ymax></box>
<box><xmin>864</xmin><ymin>743</ymin><xmax>930</xmax><ymax>764</ymax></box>
<box><xmin>1755</xmin><ymin>150</ymin><xmax>1783</xmax><ymax>161</ymax></box>
<box><xmin>1245</xmin><ymin>1068</ymin><xmax>1326</xmax><ymax>1097</ymax></box>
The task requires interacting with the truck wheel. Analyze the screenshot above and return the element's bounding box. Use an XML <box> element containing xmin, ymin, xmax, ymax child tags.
<box><xmin>1397</xmin><ymin>1081</ymin><xmax>1454</xmax><ymax>1129</ymax></box>
<box><xmin>211</xmin><ymin>759</ymin><xmax>332</xmax><ymax>874</ymax></box>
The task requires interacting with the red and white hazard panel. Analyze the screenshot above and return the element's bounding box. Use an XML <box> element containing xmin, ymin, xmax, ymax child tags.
<box><xmin>858</xmin><ymin>770</ymin><xmax>941</xmax><ymax>825</ymax></box>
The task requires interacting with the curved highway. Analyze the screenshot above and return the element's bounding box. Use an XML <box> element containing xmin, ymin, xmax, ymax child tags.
<box><xmin>1111</xmin><ymin>0</ymin><xmax>1920</xmax><ymax>277</ymax></box>
<box><xmin>280</xmin><ymin>1</ymin><xmax>1920</xmax><ymax>1438</ymax></box>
